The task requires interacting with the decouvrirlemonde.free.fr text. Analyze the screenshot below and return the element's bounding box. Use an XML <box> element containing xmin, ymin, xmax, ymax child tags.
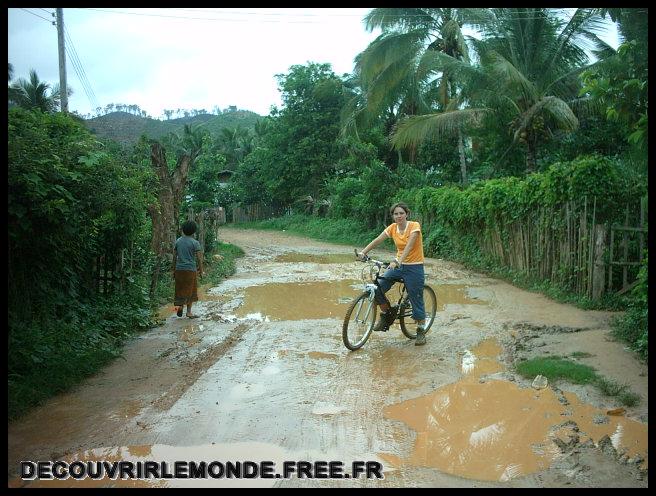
<box><xmin>21</xmin><ymin>460</ymin><xmax>384</xmax><ymax>480</ymax></box>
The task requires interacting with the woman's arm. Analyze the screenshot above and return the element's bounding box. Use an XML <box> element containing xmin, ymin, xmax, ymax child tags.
<box><xmin>359</xmin><ymin>230</ymin><xmax>389</xmax><ymax>258</ymax></box>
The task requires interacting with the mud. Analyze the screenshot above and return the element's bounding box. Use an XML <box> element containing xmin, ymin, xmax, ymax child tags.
<box><xmin>7</xmin><ymin>227</ymin><xmax>648</xmax><ymax>488</ymax></box>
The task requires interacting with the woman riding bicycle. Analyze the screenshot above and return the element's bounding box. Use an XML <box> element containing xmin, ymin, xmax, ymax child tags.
<box><xmin>357</xmin><ymin>202</ymin><xmax>427</xmax><ymax>346</ymax></box>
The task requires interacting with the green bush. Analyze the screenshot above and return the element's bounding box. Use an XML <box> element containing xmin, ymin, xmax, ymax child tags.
<box><xmin>611</xmin><ymin>253</ymin><xmax>648</xmax><ymax>360</ymax></box>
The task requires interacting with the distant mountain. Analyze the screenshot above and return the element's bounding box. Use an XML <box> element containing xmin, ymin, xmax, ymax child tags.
<box><xmin>83</xmin><ymin>109</ymin><xmax>263</xmax><ymax>145</ymax></box>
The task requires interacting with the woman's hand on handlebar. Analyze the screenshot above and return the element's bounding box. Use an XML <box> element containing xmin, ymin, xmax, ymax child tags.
<box><xmin>355</xmin><ymin>249</ymin><xmax>369</xmax><ymax>262</ymax></box>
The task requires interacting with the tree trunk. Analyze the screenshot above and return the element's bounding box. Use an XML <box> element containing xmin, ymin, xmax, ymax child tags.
<box><xmin>457</xmin><ymin>128</ymin><xmax>468</xmax><ymax>187</ymax></box>
<box><xmin>147</xmin><ymin>142</ymin><xmax>196</xmax><ymax>298</ymax></box>
<box><xmin>592</xmin><ymin>224</ymin><xmax>607</xmax><ymax>300</ymax></box>
<box><xmin>525</xmin><ymin>136</ymin><xmax>537</xmax><ymax>173</ymax></box>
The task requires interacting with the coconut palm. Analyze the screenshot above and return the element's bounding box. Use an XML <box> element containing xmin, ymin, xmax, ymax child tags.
<box><xmin>344</xmin><ymin>8</ymin><xmax>485</xmax><ymax>180</ymax></box>
<box><xmin>392</xmin><ymin>8</ymin><xmax>611</xmax><ymax>173</ymax></box>
<box><xmin>9</xmin><ymin>69</ymin><xmax>71</xmax><ymax>113</ymax></box>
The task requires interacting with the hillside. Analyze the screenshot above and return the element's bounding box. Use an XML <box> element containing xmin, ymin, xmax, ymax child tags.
<box><xmin>84</xmin><ymin>110</ymin><xmax>262</xmax><ymax>146</ymax></box>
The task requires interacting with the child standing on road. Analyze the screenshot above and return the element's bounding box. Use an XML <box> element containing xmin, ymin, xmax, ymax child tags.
<box><xmin>173</xmin><ymin>220</ymin><xmax>204</xmax><ymax>318</ymax></box>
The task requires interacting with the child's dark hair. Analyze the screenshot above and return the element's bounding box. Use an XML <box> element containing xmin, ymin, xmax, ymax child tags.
<box><xmin>182</xmin><ymin>220</ymin><xmax>197</xmax><ymax>236</ymax></box>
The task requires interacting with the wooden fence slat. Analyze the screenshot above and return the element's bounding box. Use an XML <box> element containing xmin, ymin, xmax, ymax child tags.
<box><xmin>622</xmin><ymin>206</ymin><xmax>629</xmax><ymax>288</ymax></box>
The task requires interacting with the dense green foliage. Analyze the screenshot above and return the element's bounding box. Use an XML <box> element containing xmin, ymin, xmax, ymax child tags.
<box><xmin>8</xmin><ymin>106</ymin><xmax>245</xmax><ymax>419</ymax></box>
<box><xmin>9</xmin><ymin>108</ymin><xmax>150</xmax><ymax>322</ymax></box>
<box><xmin>8</xmin><ymin>108</ymin><xmax>154</xmax><ymax>418</ymax></box>
<box><xmin>235</xmin><ymin>63</ymin><xmax>346</xmax><ymax>207</ymax></box>
<box><xmin>611</xmin><ymin>254</ymin><xmax>648</xmax><ymax>361</ymax></box>
<box><xmin>403</xmin><ymin>155</ymin><xmax>644</xmax><ymax>232</ymax></box>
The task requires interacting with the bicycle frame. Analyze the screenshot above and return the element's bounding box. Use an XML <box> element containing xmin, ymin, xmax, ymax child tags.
<box><xmin>360</xmin><ymin>253</ymin><xmax>410</xmax><ymax>323</ymax></box>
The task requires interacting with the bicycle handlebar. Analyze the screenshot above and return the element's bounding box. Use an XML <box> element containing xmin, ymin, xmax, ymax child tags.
<box><xmin>354</xmin><ymin>249</ymin><xmax>390</xmax><ymax>268</ymax></box>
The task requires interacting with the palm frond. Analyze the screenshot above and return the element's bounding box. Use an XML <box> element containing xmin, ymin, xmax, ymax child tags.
<box><xmin>513</xmin><ymin>96</ymin><xmax>578</xmax><ymax>142</ymax></box>
<box><xmin>391</xmin><ymin>108</ymin><xmax>489</xmax><ymax>149</ymax></box>
<box><xmin>365</xmin><ymin>57</ymin><xmax>418</xmax><ymax>118</ymax></box>
<box><xmin>567</xmin><ymin>95</ymin><xmax>605</xmax><ymax>120</ymax></box>
<box><xmin>357</xmin><ymin>30</ymin><xmax>427</xmax><ymax>87</ymax></box>
<box><xmin>364</xmin><ymin>8</ymin><xmax>436</xmax><ymax>32</ymax></box>
<box><xmin>484</xmin><ymin>50</ymin><xmax>538</xmax><ymax>104</ymax></box>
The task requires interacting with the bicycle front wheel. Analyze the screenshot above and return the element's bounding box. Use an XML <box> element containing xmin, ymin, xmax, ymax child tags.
<box><xmin>400</xmin><ymin>285</ymin><xmax>437</xmax><ymax>339</ymax></box>
<box><xmin>342</xmin><ymin>292</ymin><xmax>377</xmax><ymax>350</ymax></box>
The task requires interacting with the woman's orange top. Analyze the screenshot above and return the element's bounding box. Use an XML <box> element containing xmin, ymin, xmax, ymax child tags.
<box><xmin>384</xmin><ymin>221</ymin><xmax>424</xmax><ymax>264</ymax></box>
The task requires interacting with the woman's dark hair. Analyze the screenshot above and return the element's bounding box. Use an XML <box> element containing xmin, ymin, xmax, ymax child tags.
<box><xmin>389</xmin><ymin>202</ymin><xmax>410</xmax><ymax>216</ymax></box>
<box><xmin>182</xmin><ymin>220</ymin><xmax>197</xmax><ymax>236</ymax></box>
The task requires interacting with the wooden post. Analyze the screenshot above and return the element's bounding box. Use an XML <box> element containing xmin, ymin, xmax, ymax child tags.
<box><xmin>197</xmin><ymin>212</ymin><xmax>206</xmax><ymax>252</ymax></box>
<box><xmin>592</xmin><ymin>224</ymin><xmax>607</xmax><ymax>300</ymax></box>
<box><xmin>56</xmin><ymin>9</ymin><xmax>68</xmax><ymax>113</ymax></box>
<box><xmin>622</xmin><ymin>205</ymin><xmax>629</xmax><ymax>288</ymax></box>
<box><xmin>639</xmin><ymin>196</ymin><xmax>645</xmax><ymax>261</ymax></box>
<box><xmin>588</xmin><ymin>197</ymin><xmax>596</xmax><ymax>297</ymax></box>
<box><xmin>608</xmin><ymin>227</ymin><xmax>614</xmax><ymax>291</ymax></box>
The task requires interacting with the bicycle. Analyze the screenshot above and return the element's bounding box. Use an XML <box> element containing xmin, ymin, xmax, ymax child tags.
<box><xmin>342</xmin><ymin>249</ymin><xmax>437</xmax><ymax>351</ymax></box>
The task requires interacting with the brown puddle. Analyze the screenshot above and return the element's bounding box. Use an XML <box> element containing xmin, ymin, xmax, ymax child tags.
<box><xmin>234</xmin><ymin>280</ymin><xmax>362</xmax><ymax>321</ymax></box>
<box><xmin>429</xmin><ymin>284</ymin><xmax>489</xmax><ymax>311</ymax></box>
<box><xmin>381</xmin><ymin>338</ymin><xmax>648</xmax><ymax>481</ymax></box>
<box><xmin>275</xmin><ymin>252</ymin><xmax>357</xmax><ymax>264</ymax></box>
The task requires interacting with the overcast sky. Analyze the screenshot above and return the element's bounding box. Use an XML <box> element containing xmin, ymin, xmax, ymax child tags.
<box><xmin>8</xmin><ymin>8</ymin><xmax>381</xmax><ymax>118</ymax></box>
<box><xmin>8</xmin><ymin>8</ymin><xmax>619</xmax><ymax>120</ymax></box>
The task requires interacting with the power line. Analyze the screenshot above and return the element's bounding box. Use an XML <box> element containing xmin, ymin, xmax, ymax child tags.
<box><xmin>80</xmin><ymin>8</ymin><xmax>361</xmax><ymax>24</ymax></box>
<box><xmin>75</xmin><ymin>7</ymin><xmax>625</xmax><ymax>25</ymax></box>
<box><xmin>64</xmin><ymin>25</ymin><xmax>99</xmax><ymax>105</ymax></box>
<box><xmin>18</xmin><ymin>8</ymin><xmax>55</xmax><ymax>25</ymax></box>
<box><xmin>168</xmin><ymin>8</ymin><xmax>370</xmax><ymax>17</ymax></box>
<box><xmin>63</xmin><ymin>27</ymin><xmax>99</xmax><ymax>111</ymax></box>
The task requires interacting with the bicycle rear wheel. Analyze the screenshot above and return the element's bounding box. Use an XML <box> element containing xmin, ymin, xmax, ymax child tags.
<box><xmin>342</xmin><ymin>292</ymin><xmax>377</xmax><ymax>350</ymax></box>
<box><xmin>399</xmin><ymin>285</ymin><xmax>437</xmax><ymax>339</ymax></box>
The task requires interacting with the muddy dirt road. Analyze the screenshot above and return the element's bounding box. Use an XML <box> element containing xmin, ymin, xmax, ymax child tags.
<box><xmin>8</xmin><ymin>228</ymin><xmax>648</xmax><ymax>487</ymax></box>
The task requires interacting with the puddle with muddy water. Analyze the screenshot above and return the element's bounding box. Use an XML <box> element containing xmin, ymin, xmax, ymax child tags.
<box><xmin>234</xmin><ymin>281</ymin><xmax>489</xmax><ymax>322</ymax></box>
<box><xmin>428</xmin><ymin>284</ymin><xmax>489</xmax><ymax>311</ymax></box>
<box><xmin>380</xmin><ymin>338</ymin><xmax>648</xmax><ymax>481</ymax></box>
<box><xmin>234</xmin><ymin>280</ymin><xmax>362</xmax><ymax>321</ymax></box>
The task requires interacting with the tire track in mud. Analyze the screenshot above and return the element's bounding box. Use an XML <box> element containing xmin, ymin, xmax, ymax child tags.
<box><xmin>151</xmin><ymin>322</ymin><xmax>252</xmax><ymax>411</ymax></box>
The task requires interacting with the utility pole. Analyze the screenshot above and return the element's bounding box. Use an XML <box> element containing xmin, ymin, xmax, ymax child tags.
<box><xmin>56</xmin><ymin>8</ymin><xmax>68</xmax><ymax>113</ymax></box>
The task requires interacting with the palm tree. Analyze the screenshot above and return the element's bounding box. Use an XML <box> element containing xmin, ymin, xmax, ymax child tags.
<box><xmin>344</xmin><ymin>8</ymin><xmax>485</xmax><ymax>180</ymax></box>
<box><xmin>8</xmin><ymin>63</ymin><xmax>22</xmax><ymax>107</ymax></box>
<box><xmin>218</xmin><ymin>126</ymin><xmax>253</xmax><ymax>169</ymax></box>
<box><xmin>9</xmin><ymin>69</ymin><xmax>69</xmax><ymax>113</ymax></box>
<box><xmin>392</xmin><ymin>8</ymin><xmax>611</xmax><ymax>173</ymax></box>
